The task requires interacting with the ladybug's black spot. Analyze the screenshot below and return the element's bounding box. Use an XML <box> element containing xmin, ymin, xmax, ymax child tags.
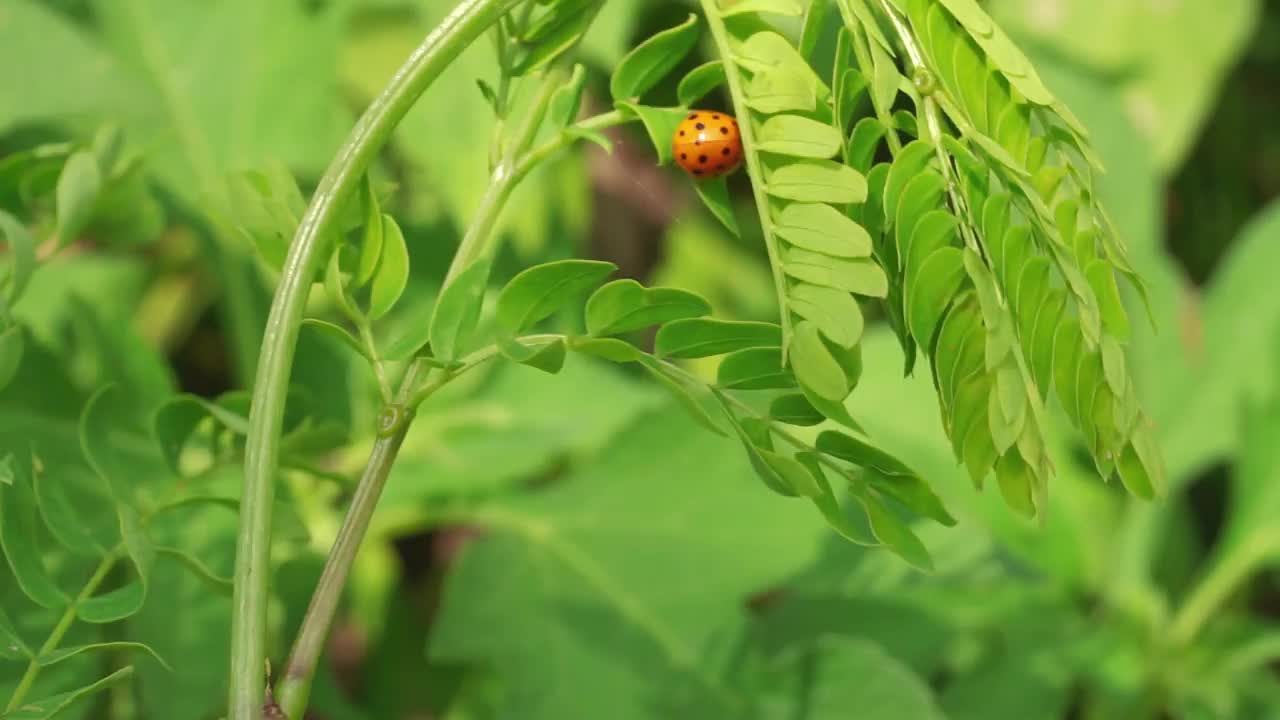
<box><xmin>695</xmin><ymin>140</ymin><xmax>702</xmax><ymax>146</ymax></box>
<box><xmin>720</xmin><ymin>126</ymin><xmax>729</xmax><ymax>135</ymax></box>
<box><xmin>692</xmin><ymin>169</ymin><xmax>703</xmax><ymax>175</ymax></box>
<box><xmin>679</xmin><ymin>130</ymin><xmax>685</xmax><ymax>136</ymax></box>
<box><xmin>721</xmin><ymin>148</ymin><xmax>730</xmax><ymax>156</ymax></box>
<box><xmin>712</xmin><ymin>114</ymin><xmax>721</xmax><ymax>119</ymax></box>
<box><xmin>695</xmin><ymin>122</ymin><xmax>705</xmax><ymax>130</ymax></box>
<box><xmin>699</xmin><ymin>154</ymin><xmax>708</xmax><ymax>164</ymax></box>
<box><xmin>688</xmin><ymin>113</ymin><xmax>698</xmax><ymax>119</ymax></box>
<box><xmin>680</xmin><ymin>153</ymin><xmax>687</xmax><ymax>160</ymax></box>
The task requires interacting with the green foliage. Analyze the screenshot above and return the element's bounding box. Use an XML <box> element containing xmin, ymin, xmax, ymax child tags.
<box><xmin>4</xmin><ymin>0</ymin><xmax>1276</xmax><ymax>718</ymax></box>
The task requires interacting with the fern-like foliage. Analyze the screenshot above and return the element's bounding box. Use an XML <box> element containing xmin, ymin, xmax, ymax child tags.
<box><xmin>682</xmin><ymin>0</ymin><xmax>1163</xmax><ymax>519</ymax></box>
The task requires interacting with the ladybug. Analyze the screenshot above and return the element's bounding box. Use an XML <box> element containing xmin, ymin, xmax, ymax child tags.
<box><xmin>672</xmin><ymin>110</ymin><xmax>743</xmax><ymax>179</ymax></box>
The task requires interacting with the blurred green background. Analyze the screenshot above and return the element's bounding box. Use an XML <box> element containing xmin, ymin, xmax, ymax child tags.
<box><xmin>2</xmin><ymin>0</ymin><xmax>1280</xmax><ymax>718</ymax></box>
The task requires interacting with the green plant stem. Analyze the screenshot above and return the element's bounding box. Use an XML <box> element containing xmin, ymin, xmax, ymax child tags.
<box><xmin>5</xmin><ymin>551</ymin><xmax>119</xmax><ymax>712</ymax></box>
<box><xmin>699</xmin><ymin>0</ymin><xmax>793</xmax><ymax>355</ymax></box>
<box><xmin>1169</xmin><ymin>539</ymin><xmax>1275</xmax><ymax>647</ymax></box>
<box><xmin>355</xmin><ymin>316</ymin><xmax>393</xmax><ymax>403</ymax></box>
<box><xmin>229</xmin><ymin>2</ymin><xmax>522</xmax><ymax>717</ymax></box>
<box><xmin>872</xmin><ymin>0</ymin><xmax>983</xmax><ymax>254</ymax></box>
<box><xmin>271</xmin><ymin>69</ymin><xmax>571</xmax><ymax>719</ymax></box>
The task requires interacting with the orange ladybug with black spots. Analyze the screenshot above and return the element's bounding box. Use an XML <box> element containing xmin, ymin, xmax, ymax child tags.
<box><xmin>672</xmin><ymin>110</ymin><xmax>743</xmax><ymax>179</ymax></box>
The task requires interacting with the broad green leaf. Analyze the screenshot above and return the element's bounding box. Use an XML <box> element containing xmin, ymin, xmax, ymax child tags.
<box><xmin>745</xmin><ymin>68</ymin><xmax>818</xmax><ymax>114</ymax></box>
<box><xmin>300</xmin><ymin>319</ymin><xmax>368</xmax><ymax>361</ymax></box>
<box><xmin>800</xmin><ymin>453</ymin><xmax>879</xmax><ymax>545</ymax></box>
<box><xmin>756</xmin><ymin>115</ymin><xmax>843</xmax><ymax>158</ymax></box>
<box><xmin>0</xmin><ymin>210</ymin><xmax>36</xmax><ymax>303</ymax></box>
<box><xmin>784</xmin><ymin>638</ymin><xmax>947</xmax><ymax>717</ymax></box>
<box><xmin>860</xmin><ymin>491</ymin><xmax>933</xmax><ymax>569</ymax></box>
<box><xmin>367</xmin><ymin>213</ymin><xmax>409</xmax><ymax>321</ymax></box>
<box><xmin>767</xmin><ymin>160</ymin><xmax>867</xmax><ymax>203</ymax></box>
<box><xmin>0</xmin><ymin>448</ymin><xmax>67</xmax><ymax>608</ymax></box>
<box><xmin>677</xmin><ymin>61</ymin><xmax>726</xmax><ymax>106</ymax></box>
<box><xmin>770</xmin><ymin>393</ymin><xmax>825</xmax><ymax>426</ymax></box>
<box><xmin>429</xmin><ymin>257</ymin><xmax>492</xmax><ymax>361</ymax></box>
<box><xmin>496</xmin><ymin>260</ymin><xmax>617</xmax><ymax>334</ymax></box>
<box><xmin>615</xmin><ymin>103</ymin><xmax>688</xmax><ymax>166</ymax></box>
<box><xmin>548</xmin><ymin>64</ymin><xmax>588</xmax><ymax>128</ymax></box>
<box><xmin>907</xmin><ymin>248</ymin><xmax>966</xmax><ymax>349</ymax></box>
<box><xmin>783</xmin><ymin>250</ymin><xmax>889</xmax><ymax>297</ymax></box>
<box><xmin>585</xmin><ymin>280</ymin><xmax>711</xmax><ymax>336</ymax></box>
<box><xmin>722</xmin><ymin>412</ymin><xmax>798</xmax><ymax>497</ymax></box>
<box><xmin>0</xmin><ymin>325</ymin><xmax>22</xmax><ymax>392</ymax></box>
<box><xmin>429</xmin><ymin>408</ymin><xmax>827</xmax><ymax>718</ymax></box>
<box><xmin>717</xmin><ymin>347</ymin><xmax>796</xmax><ymax>390</ymax></box>
<box><xmin>38</xmin><ymin>641</ymin><xmax>171</xmax><ymax>671</ymax></box>
<box><xmin>719</xmin><ymin>0</ymin><xmax>804</xmax><ymax>17</ymax></box>
<box><xmin>54</xmin><ymin>150</ymin><xmax>101</xmax><ymax>248</ymax></box>
<box><xmin>790</xmin><ymin>283</ymin><xmax>864</xmax><ymax>348</ymax></box>
<box><xmin>610</xmin><ymin>14</ymin><xmax>700</xmax><ymax>101</ymax></box>
<box><xmin>692</xmin><ymin>176</ymin><xmax>740</xmax><ymax>236</ymax></box>
<box><xmin>882</xmin><ymin>140</ymin><xmax>935</xmax><ymax>222</ymax></box>
<box><xmin>836</xmin><ymin>68</ymin><xmax>869</xmax><ymax>131</ymax></box>
<box><xmin>775</xmin><ymin>202</ymin><xmax>873</xmax><ymax>258</ymax></box>
<box><xmin>869</xmin><ymin>27</ymin><xmax>901</xmax><ymax>113</ymax></box>
<box><xmin>1</xmin><ymin>666</ymin><xmax>134</xmax><ymax>720</ymax></box>
<box><xmin>325</xmin><ymin>246</ymin><xmax>360</xmax><ymax>323</ymax></box>
<box><xmin>0</xmin><ymin>605</ymin><xmax>29</xmax><ymax>659</ymax></box>
<box><xmin>656</xmin><ymin>318</ymin><xmax>782</xmax><ymax>358</ymax></box>
<box><xmin>790</xmin><ymin>321</ymin><xmax>850</xmax><ymax>402</ymax></box>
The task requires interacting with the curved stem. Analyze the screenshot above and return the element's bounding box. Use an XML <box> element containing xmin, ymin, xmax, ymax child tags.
<box><xmin>229</xmin><ymin>2</ymin><xmax>522</xmax><ymax>717</ymax></box>
<box><xmin>699</xmin><ymin>0</ymin><xmax>793</xmax><ymax>356</ymax></box>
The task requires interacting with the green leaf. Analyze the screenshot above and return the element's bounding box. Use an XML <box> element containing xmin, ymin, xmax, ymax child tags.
<box><xmin>767</xmin><ymin>160</ymin><xmax>868</xmax><ymax>203</ymax></box>
<box><xmin>0</xmin><ymin>449</ymin><xmax>67</xmax><ymax>608</ymax></box>
<box><xmin>774</xmin><ymin>202</ymin><xmax>873</xmax><ymax>258</ymax></box>
<box><xmin>783</xmin><ymin>638</ymin><xmax>947</xmax><ymax>717</ymax></box>
<box><xmin>756</xmin><ymin>115</ymin><xmax>844</xmax><ymax>158</ymax></box>
<box><xmin>906</xmin><ymin>247</ymin><xmax>966</xmax><ymax>349</ymax></box>
<box><xmin>498</xmin><ymin>336</ymin><xmax>568</xmax><ymax>375</ymax></box>
<box><xmin>0</xmin><ymin>210</ymin><xmax>37</xmax><ymax>304</ymax></box>
<box><xmin>719</xmin><ymin>0</ymin><xmax>804</xmax><ymax>17</ymax></box>
<box><xmin>496</xmin><ymin>260</ymin><xmax>617</xmax><ymax>334</ymax></box>
<box><xmin>860</xmin><ymin>491</ymin><xmax>933</xmax><ymax>570</ymax></box>
<box><xmin>367</xmin><ymin>213</ymin><xmax>409</xmax><ymax>321</ymax></box>
<box><xmin>429</xmin><ymin>407</ymin><xmax>829</xmax><ymax>718</ymax></box>
<box><xmin>610</xmin><ymin>14</ymin><xmax>700</xmax><ymax>101</ymax></box>
<box><xmin>325</xmin><ymin>245</ymin><xmax>360</xmax><ymax>323</ymax></box>
<box><xmin>783</xmin><ymin>250</ymin><xmax>889</xmax><ymax>297</ymax></box>
<box><xmin>354</xmin><ymin>176</ymin><xmax>383</xmax><ymax>286</ymax></box>
<box><xmin>882</xmin><ymin>140</ymin><xmax>935</xmax><ymax>223</ymax></box>
<box><xmin>585</xmin><ymin>279</ymin><xmax>711</xmax><ymax>336</ymax></box>
<box><xmin>0</xmin><ymin>324</ymin><xmax>23</xmax><ymax>392</ymax></box>
<box><xmin>770</xmin><ymin>393</ymin><xmax>826</xmax><ymax>426</ymax></box>
<box><xmin>868</xmin><ymin>27</ymin><xmax>901</xmax><ymax>113</ymax></box>
<box><xmin>1</xmin><ymin>666</ymin><xmax>134</xmax><ymax>720</ymax></box>
<box><xmin>692</xmin><ymin>175</ymin><xmax>740</xmax><ymax>236</ymax></box>
<box><xmin>548</xmin><ymin>64</ymin><xmax>588</xmax><ymax>129</ymax></box>
<box><xmin>677</xmin><ymin>61</ymin><xmax>726</xmax><ymax>107</ymax></box>
<box><xmin>429</xmin><ymin>257</ymin><xmax>492</xmax><ymax>362</ymax></box>
<box><xmin>615</xmin><ymin>102</ymin><xmax>688</xmax><ymax>166</ymax></box>
<box><xmin>790</xmin><ymin>284</ymin><xmax>864</xmax><ymax>349</ymax></box>
<box><xmin>790</xmin><ymin>321</ymin><xmax>850</xmax><ymax>402</ymax></box>
<box><xmin>512</xmin><ymin>2</ymin><xmax>598</xmax><ymax>76</ymax></box>
<box><xmin>717</xmin><ymin>347</ymin><xmax>796</xmax><ymax>390</ymax></box>
<box><xmin>54</xmin><ymin>150</ymin><xmax>102</xmax><ymax>247</ymax></box>
<box><xmin>38</xmin><ymin>641</ymin><xmax>171</xmax><ymax>671</ymax></box>
<box><xmin>656</xmin><ymin>318</ymin><xmax>782</xmax><ymax>358</ymax></box>
<box><xmin>300</xmin><ymin>318</ymin><xmax>368</xmax><ymax>361</ymax></box>
<box><xmin>567</xmin><ymin>336</ymin><xmax>648</xmax><ymax>364</ymax></box>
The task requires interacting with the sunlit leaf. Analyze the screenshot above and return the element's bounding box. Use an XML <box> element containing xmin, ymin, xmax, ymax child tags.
<box><xmin>585</xmin><ymin>279</ymin><xmax>711</xmax><ymax>336</ymax></box>
<box><xmin>496</xmin><ymin>260</ymin><xmax>617</xmax><ymax>334</ymax></box>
